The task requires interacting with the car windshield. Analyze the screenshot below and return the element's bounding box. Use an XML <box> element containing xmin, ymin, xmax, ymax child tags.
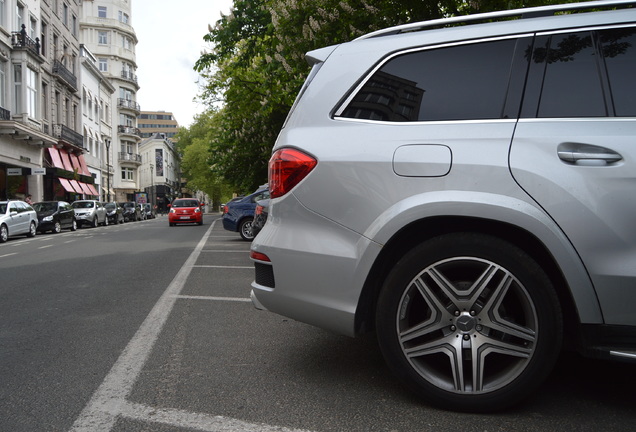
<box><xmin>122</xmin><ymin>203</ymin><xmax>134</xmax><ymax>208</ymax></box>
<box><xmin>105</xmin><ymin>203</ymin><xmax>116</xmax><ymax>210</ymax></box>
<box><xmin>172</xmin><ymin>200</ymin><xmax>199</xmax><ymax>208</ymax></box>
<box><xmin>33</xmin><ymin>202</ymin><xmax>56</xmax><ymax>212</ymax></box>
<box><xmin>72</xmin><ymin>201</ymin><xmax>94</xmax><ymax>209</ymax></box>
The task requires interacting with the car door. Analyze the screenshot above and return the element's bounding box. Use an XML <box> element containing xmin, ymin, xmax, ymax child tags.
<box><xmin>7</xmin><ymin>202</ymin><xmax>25</xmax><ymax>234</ymax></box>
<box><xmin>509</xmin><ymin>27</ymin><xmax>636</xmax><ymax>326</ymax></box>
<box><xmin>59</xmin><ymin>202</ymin><xmax>72</xmax><ymax>228</ymax></box>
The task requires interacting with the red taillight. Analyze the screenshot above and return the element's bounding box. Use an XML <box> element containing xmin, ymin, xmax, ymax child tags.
<box><xmin>269</xmin><ymin>148</ymin><xmax>317</xmax><ymax>198</ymax></box>
<box><xmin>255</xmin><ymin>205</ymin><xmax>263</xmax><ymax>216</ymax></box>
<box><xmin>223</xmin><ymin>206</ymin><xmax>229</xmax><ymax>214</ymax></box>
<box><xmin>250</xmin><ymin>250</ymin><xmax>270</xmax><ymax>262</ymax></box>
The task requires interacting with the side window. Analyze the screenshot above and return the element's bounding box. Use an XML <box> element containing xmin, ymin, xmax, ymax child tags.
<box><xmin>599</xmin><ymin>27</ymin><xmax>636</xmax><ymax>117</ymax></box>
<box><xmin>338</xmin><ymin>38</ymin><xmax>518</xmax><ymax>122</ymax></box>
<box><xmin>523</xmin><ymin>32</ymin><xmax>605</xmax><ymax>118</ymax></box>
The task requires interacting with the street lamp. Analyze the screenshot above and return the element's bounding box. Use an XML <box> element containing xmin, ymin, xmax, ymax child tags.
<box><xmin>105</xmin><ymin>139</ymin><xmax>111</xmax><ymax>202</ymax></box>
<box><xmin>149</xmin><ymin>164</ymin><xmax>154</xmax><ymax>208</ymax></box>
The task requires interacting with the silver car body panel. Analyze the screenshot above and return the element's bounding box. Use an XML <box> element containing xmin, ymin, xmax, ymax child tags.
<box><xmin>251</xmin><ymin>6</ymin><xmax>636</xmax><ymax>335</ymax></box>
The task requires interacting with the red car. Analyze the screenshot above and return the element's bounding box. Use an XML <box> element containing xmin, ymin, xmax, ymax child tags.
<box><xmin>168</xmin><ymin>198</ymin><xmax>204</xmax><ymax>226</ymax></box>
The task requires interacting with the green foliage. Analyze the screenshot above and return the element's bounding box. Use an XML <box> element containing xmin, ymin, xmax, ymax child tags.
<box><xmin>193</xmin><ymin>0</ymin><xmax>569</xmax><ymax>191</ymax></box>
<box><xmin>174</xmin><ymin>111</ymin><xmax>233</xmax><ymax>210</ymax></box>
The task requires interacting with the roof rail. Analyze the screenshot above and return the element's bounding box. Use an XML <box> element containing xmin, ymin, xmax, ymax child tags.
<box><xmin>356</xmin><ymin>0</ymin><xmax>636</xmax><ymax>40</ymax></box>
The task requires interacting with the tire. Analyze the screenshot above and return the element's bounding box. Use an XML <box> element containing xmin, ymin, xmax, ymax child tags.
<box><xmin>27</xmin><ymin>221</ymin><xmax>37</xmax><ymax>238</ymax></box>
<box><xmin>0</xmin><ymin>224</ymin><xmax>7</xmax><ymax>243</ymax></box>
<box><xmin>53</xmin><ymin>221</ymin><xmax>62</xmax><ymax>234</ymax></box>
<box><xmin>375</xmin><ymin>232</ymin><xmax>562</xmax><ymax>412</ymax></box>
<box><xmin>71</xmin><ymin>219</ymin><xmax>77</xmax><ymax>231</ymax></box>
<box><xmin>239</xmin><ymin>217</ymin><xmax>254</xmax><ymax>241</ymax></box>
<box><xmin>104</xmin><ymin>216</ymin><xmax>109</xmax><ymax>226</ymax></box>
<box><xmin>92</xmin><ymin>216</ymin><xmax>98</xmax><ymax>228</ymax></box>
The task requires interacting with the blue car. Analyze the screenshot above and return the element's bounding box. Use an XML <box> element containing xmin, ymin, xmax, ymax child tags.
<box><xmin>222</xmin><ymin>185</ymin><xmax>269</xmax><ymax>241</ymax></box>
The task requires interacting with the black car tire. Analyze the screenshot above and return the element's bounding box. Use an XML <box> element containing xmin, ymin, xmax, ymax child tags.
<box><xmin>92</xmin><ymin>216</ymin><xmax>98</xmax><ymax>228</ymax></box>
<box><xmin>239</xmin><ymin>217</ymin><xmax>254</xmax><ymax>241</ymax></box>
<box><xmin>71</xmin><ymin>219</ymin><xmax>77</xmax><ymax>231</ymax></box>
<box><xmin>375</xmin><ymin>232</ymin><xmax>562</xmax><ymax>413</ymax></box>
<box><xmin>53</xmin><ymin>221</ymin><xmax>62</xmax><ymax>233</ymax></box>
<box><xmin>0</xmin><ymin>224</ymin><xmax>7</xmax><ymax>243</ymax></box>
<box><xmin>27</xmin><ymin>221</ymin><xmax>36</xmax><ymax>238</ymax></box>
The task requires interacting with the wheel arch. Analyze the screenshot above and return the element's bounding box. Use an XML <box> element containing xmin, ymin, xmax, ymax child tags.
<box><xmin>355</xmin><ymin>215</ymin><xmax>587</xmax><ymax>351</ymax></box>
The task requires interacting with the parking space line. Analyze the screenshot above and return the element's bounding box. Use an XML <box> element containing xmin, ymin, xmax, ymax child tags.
<box><xmin>193</xmin><ymin>265</ymin><xmax>253</xmax><ymax>269</ymax></box>
<box><xmin>119</xmin><ymin>400</ymin><xmax>311</xmax><ymax>432</ymax></box>
<box><xmin>173</xmin><ymin>294</ymin><xmax>251</xmax><ymax>302</ymax></box>
<box><xmin>70</xmin><ymin>221</ymin><xmax>216</xmax><ymax>431</ymax></box>
<box><xmin>0</xmin><ymin>253</ymin><xmax>17</xmax><ymax>258</ymax></box>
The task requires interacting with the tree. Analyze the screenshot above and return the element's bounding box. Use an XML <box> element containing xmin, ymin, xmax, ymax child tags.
<box><xmin>194</xmin><ymin>0</ymin><xmax>571</xmax><ymax>190</ymax></box>
<box><xmin>174</xmin><ymin>111</ymin><xmax>233</xmax><ymax>210</ymax></box>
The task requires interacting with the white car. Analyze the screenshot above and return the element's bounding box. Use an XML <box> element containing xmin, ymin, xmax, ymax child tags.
<box><xmin>0</xmin><ymin>200</ymin><xmax>38</xmax><ymax>242</ymax></box>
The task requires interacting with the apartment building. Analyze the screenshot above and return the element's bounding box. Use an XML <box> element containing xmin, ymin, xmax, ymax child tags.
<box><xmin>80</xmin><ymin>0</ymin><xmax>141</xmax><ymax>202</ymax></box>
<box><xmin>138</xmin><ymin>132</ymin><xmax>180</xmax><ymax>212</ymax></box>
<box><xmin>0</xmin><ymin>0</ymin><xmax>96</xmax><ymax>202</ymax></box>
<box><xmin>138</xmin><ymin>110</ymin><xmax>179</xmax><ymax>139</ymax></box>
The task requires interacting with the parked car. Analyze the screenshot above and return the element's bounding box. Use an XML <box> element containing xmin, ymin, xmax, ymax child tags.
<box><xmin>0</xmin><ymin>200</ymin><xmax>38</xmax><ymax>242</ymax></box>
<box><xmin>137</xmin><ymin>203</ymin><xmax>147</xmax><ymax>221</ymax></box>
<box><xmin>143</xmin><ymin>203</ymin><xmax>156</xmax><ymax>219</ymax></box>
<box><xmin>104</xmin><ymin>202</ymin><xmax>124</xmax><ymax>224</ymax></box>
<box><xmin>120</xmin><ymin>202</ymin><xmax>141</xmax><ymax>222</ymax></box>
<box><xmin>249</xmin><ymin>1</ymin><xmax>636</xmax><ymax>413</ymax></box>
<box><xmin>251</xmin><ymin>198</ymin><xmax>269</xmax><ymax>238</ymax></box>
<box><xmin>33</xmin><ymin>201</ymin><xmax>77</xmax><ymax>233</ymax></box>
<box><xmin>71</xmin><ymin>200</ymin><xmax>108</xmax><ymax>228</ymax></box>
<box><xmin>222</xmin><ymin>185</ymin><xmax>269</xmax><ymax>241</ymax></box>
<box><xmin>168</xmin><ymin>198</ymin><xmax>204</xmax><ymax>226</ymax></box>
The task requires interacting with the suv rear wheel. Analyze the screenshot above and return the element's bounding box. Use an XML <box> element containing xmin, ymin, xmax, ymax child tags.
<box><xmin>376</xmin><ymin>232</ymin><xmax>562</xmax><ymax>412</ymax></box>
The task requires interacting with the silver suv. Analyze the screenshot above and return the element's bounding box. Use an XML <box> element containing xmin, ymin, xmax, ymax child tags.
<box><xmin>250</xmin><ymin>1</ymin><xmax>636</xmax><ymax>412</ymax></box>
<box><xmin>71</xmin><ymin>200</ymin><xmax>108</xmax><ymax>228</ymax></box>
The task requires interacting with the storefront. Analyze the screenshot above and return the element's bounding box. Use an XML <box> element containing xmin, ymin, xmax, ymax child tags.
<box><xmin>44</xmin><ymin>147</ymin><xmax>99</xmax><ymax>202</ymax></box>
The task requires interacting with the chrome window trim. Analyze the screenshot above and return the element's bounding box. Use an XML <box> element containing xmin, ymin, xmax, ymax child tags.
<box><xmin>535</xmin><ymin>22</ymin><xmax>636</xmax><ymax>36</ymax></box>
<box><xmin>333</xmin><ymin>116</ymin><xmax>518</xmax><ymax>126</ymax></box>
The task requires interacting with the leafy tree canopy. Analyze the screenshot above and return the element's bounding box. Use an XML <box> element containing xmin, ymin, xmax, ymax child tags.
<box><xmin>191</xmin><ymin>0</ymin><xmax>571</xmax><ymax>192</ymax></box>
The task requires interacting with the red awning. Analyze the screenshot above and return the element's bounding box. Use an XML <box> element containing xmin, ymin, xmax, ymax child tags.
<box><xmin>48</xmin><ymin>148</ymin><xmax>64</xmax><ymax>169</ymax></box>
<box><xmin>69</xmin><ymin>153</ymin><xmax>82</xmax><ymax>173</ymax></box>
<box><xmin>78</xmin><ymin>182</ymin><xmax>92</xmax><ymax>195</ymax></box>
<box><xmin>69</xmin><ymin>179</ymin><xmax>83</xmax><ymax>193</ymax></box>
<box><xmin>59</xmin><ymin>150</ymin><xmax>74</xmax><ymax>171</ymax></box>
<box><xmin>86</xmin><ymin>183</ymin><xmax>99</xmax><ymax>196</ymax></box>
<box><xmin>77</xmin><ymin>154</ymin><xmax>91</xmax><ymax>176</ymax></box>
<box><xmin>58</xmin><ymin>178</ymin><xmax>76</xmax><ymax>193</ymax></box>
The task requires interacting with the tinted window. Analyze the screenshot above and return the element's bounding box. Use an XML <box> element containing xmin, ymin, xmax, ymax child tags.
<box><xmin>539</xmin><ymin>32</ymin><xmax>605</xmax><ymax>117</ymax></box>
<box><xmin>600</xmin><ymin>27</ymin><xmax>636</xmax><ymax>116</ymax></box>
<box><xmin>340</xmin><ymin>39</ymin><xmax>517</xmax><ymax>122</ymax></box>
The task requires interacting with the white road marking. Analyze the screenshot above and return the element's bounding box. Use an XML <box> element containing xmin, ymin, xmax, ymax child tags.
<box><xmin>69</xmin><ymin>220</ymin><xmax>306</xmax><ymax>432</ymax></box>
<box><xmin>173</xmin><ymin>295</ymin><xmax>251</xmax><ymax>303</ymax></box>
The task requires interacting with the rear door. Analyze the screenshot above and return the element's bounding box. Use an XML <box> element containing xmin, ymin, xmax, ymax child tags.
<box><xmin>510</xmin><ymin>26</ymin><xmax>636</xmax><ymax>325</ymax></box>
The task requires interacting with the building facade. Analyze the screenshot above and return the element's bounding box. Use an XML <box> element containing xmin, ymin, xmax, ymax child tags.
<box><xmin>0</xmin><ymin>0</ymin><xmax>100</xmax><ymax>203</ymax></box>
<box><xmin>138</xmin><ymin>132</ymin><xmax>179</xmax><ymax>213</ymax></box>
<box><xmin>138</xmin><ymin>110</ymin><xmax>179</xmax><ymax>139</ymax></box>
<box><xmin>80</xmin><ymin>0</ymin><xmax>141</xmax><ymax>202</ymax></box>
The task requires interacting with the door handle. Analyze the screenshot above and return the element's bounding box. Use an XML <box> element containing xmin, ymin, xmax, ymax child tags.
<box><xmin>557</xmin><ymin>143</ymin><xmax>623</xmax><ymax>165</ymax></box>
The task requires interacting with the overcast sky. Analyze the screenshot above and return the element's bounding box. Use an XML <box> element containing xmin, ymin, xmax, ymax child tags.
<box><xmin>132</xmin><ymin>0</ymin><xmax>234</xmax><ymax>127</ymax></box>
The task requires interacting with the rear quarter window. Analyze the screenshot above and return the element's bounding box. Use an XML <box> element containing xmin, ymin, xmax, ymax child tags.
<box><xmin>338</xmin><ymin>38</ymin><xmax>519</xmax><ymax>122</ymax></box>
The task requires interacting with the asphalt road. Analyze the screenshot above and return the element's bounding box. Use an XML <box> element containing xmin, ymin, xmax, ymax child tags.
<box><xmin>1</xmin><ymin>215</ymin><xmax>635</xmax><ymax>432</ymax></box>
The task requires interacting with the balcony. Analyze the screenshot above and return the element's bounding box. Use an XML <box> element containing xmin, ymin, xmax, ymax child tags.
<box><xmin>120</xmin><ymin>70</ymin><xmax>139</xmax><ymax>88</ymax></box>
<box><xmin>53</xmin><ymin>60</ymin><xmax>78</xmax><ymax>92</ymax></box>
<box><xmin>0</xmin><ymin>107</ymin><xmax>10</xmax><ymax>121</ymax></box>
<box><xmin>118</xmin><ymin>152</ymin><xmax>142</xmax><ymax>164</ymax></box>
<box><xmin>118</xmin><ymin>125</ymin><xmax>141</xmax><ymax>138</ymax></box>
<box><xmin>53</xmin><ymin>124</ymin><xmax>84</xmax><ymax>149</ymax></box>
<box><xmin>11</xmin><ymin>25</ymin><xmax>41</xmax><ymax>58</ymax></box>
<box><xmin>118</xmin><ymin>98</ymin><xmax>141</xmax><ymax>113</ymax></box>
